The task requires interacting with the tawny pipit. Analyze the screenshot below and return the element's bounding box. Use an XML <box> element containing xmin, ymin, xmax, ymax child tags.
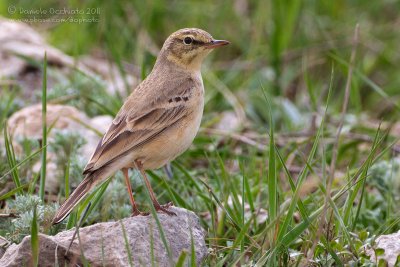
<box><xmin>52</xmin><ymin>28</ymin><xmax>229</xmax><ymax>224</ymax></box>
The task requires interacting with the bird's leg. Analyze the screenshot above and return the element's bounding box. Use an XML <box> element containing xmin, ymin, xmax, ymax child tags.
<box><xmin>122</xmin><ymin>168</ymin><xmax>148</xmax><ymax>216</ymax></box>
<box><xmin>164</xmin><ymin>163</ymin><xmax>173</xmax><ymax>179</ymax></box>
<box><xmin>134</xmin><ymin>160</ymin><xmax>176</xmax><ymax>216</ymax></box>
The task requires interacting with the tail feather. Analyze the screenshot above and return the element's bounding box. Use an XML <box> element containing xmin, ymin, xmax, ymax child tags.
<box><xmin>52</xmin><ymin>176</ymin><xmax>93</xmax><ymax>224</ymax></box>
<box><xmin>53</xmin><ymin>158</ymin><xmax>120</xmax><ymax>224</ymax></box>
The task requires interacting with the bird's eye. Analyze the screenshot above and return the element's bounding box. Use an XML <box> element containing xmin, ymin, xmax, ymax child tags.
<box><xmin>183</xmin><ymin>36</ymin><xmax>193</xmax><ymax>45</ymax></box>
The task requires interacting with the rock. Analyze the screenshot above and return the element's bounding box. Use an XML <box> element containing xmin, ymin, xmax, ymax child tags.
<box><xmin>0</xmin><ymin>17</ymin><xmax>138</xmax><ymax>96</ymax></box>
<box><xmin>366</xmin><ymin>230</ymin><xmax>400</xmax><ymax>266</ymax></box>
<box><xmin>0</xmin><ymin>17</ymin><xmax>88</xmax><ymax>96</ymax></box>
<box><xmin>215</xmin><ymin>111</ymin><xmax>241</xmax><ymax>132</ymax></box>
<box><xmin>78</xmin><ymin>55</ymin><xmax>139</xmax><ymax>97</ymax></box>
<box><xmin>8</xmin><ymin>104</ymin><xmax>90</xmax><ymax>151</ymax></box>
<box><xmin>0</xmin><ymin>17</ymin><xmax>74</xmax><ymax>78</ymax></box>
<box><xmin>0</xmin><ymin>236</ymin><xmax>9</xmax><ymax>259</ymax></box>
<box><xmin>215</xmin><ymin>195</ymin><xmax>268</xmax><ymax>225</ymax></box>
<box><xmin>83</xmin><ymin>115</ymin><xmax>113</xmax><ymax>159</ymax></box>
<box><xmin>6</xmin><ymin>104</ymin><xmax>112</xmax><ymax>193</ymax></box>
<box><xmin>0</xmin><ymin>207</ymin><xmax>207</xmax><ymax>267</ymax></box>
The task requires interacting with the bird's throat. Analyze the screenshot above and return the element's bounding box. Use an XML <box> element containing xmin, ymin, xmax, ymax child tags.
<box><xmin>165</xmin><ymin>51</ymin><xmax>205</xmax><ymax>72</ymax></box>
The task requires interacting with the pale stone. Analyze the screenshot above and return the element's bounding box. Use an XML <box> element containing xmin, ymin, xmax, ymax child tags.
<box><xmin>366</xmin><ymin>230</ymin><xmax>400</xmax><ymax>267</ymax></box>
<box><xmin>0</xmin><ymin>207</ymin><xmax>207</xmax><ymax>267</ymax></box>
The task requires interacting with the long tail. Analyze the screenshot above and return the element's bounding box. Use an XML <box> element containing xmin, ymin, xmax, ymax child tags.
<box><xmin>52</xmin><ymin>175</ymin><xmax>94</xmax><ymax>224</ymax></box>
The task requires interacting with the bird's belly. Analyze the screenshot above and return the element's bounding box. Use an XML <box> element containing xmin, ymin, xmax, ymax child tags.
<box><xmin>138</xmin><ymin>102</ymin><xmax>204</xmax><ymax>170</ymax></box>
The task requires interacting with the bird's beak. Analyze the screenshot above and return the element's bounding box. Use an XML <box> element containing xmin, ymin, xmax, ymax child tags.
<box><xmin>204</xmin><ymin>39</ymin><xmax>230</xmax><ymax>49</ymax></box>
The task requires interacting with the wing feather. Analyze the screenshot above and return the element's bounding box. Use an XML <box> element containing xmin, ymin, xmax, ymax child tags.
<box><xmin>83</xmin><ymin>76</ymin><xmax>197</xmax><ymax>174</ymax></box>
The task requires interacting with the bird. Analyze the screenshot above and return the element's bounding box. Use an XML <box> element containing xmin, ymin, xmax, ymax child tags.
<box><xmin>52</xmin><ymin>28</ymin><xmax>230</xmax><ymax>224</ymax></box>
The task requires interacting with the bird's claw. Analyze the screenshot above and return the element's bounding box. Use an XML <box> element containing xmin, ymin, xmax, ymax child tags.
<box><xmin>131</xmin><ymin>210</ymin><xmax>149</xmax><ymax>216</ymax></box>
<box><xmin>155</xmin><ymin>202</ymin><xmax>176</xmax><ymax>216</ymax></box>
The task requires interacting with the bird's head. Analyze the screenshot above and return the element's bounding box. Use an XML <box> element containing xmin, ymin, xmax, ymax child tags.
<box><xmin>158</xmin><ymin>28</ymin><xmax>229</xmax><ymax>71</ymax></box>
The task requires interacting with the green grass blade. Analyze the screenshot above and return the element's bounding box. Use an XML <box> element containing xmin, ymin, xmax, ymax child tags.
<box><xmin>240</xmin><ymin>159</ymin><xmax>245</xmax><ymax>255</ymax></box>
<box><xmin>66</xmin><ymin>211</ymin><xmax>77</xmax><ymax>230</ymax></box>
<box><xmin>137</xmin><ymin>170</ymin><xmax>173</xmax><ymax>264</ymax></box>
<box><xmin>351</xmin><ymin>128</ymin><xmax>381</xmax><ymax>231</ymax></box>
<box><xmin>28</xmin><ymin>172</ymin><xmax>41</xmax><ymax>195</ymax></box>
<box><xmin>148</xmin><ymin>171</ymin><xmax>182</xmax><ymax>208</ymax></box>
<box><xmin>75</xmin><ymin>226</ymin><xmax>89</xmax><ymax>267</ymax></box>
<box><xmin>120</xmin><ymin>220</ymin><xmax>134</xmax><ymax>267</ymax></box>
<box><xmin>64</xmin><ymin>178</ymin><xmax>111</xmax><ymax>229</ymax></box>
<box><xmin>190</xmin><ymin>226</ymin><xmax>196</xmax><ymax>267</ymax></box>
<box><xmin>0</xmin><ymin>184</ymin><xmax>28</xmax><ymax>201</ymax></box>
<box><xmin>39</xmin><ymin>52</ymin><xmax>47</xmax><ymax>201</ymax></box>
<box><xmin>260</xmin><ymin>133</ymin><xmax>384</xmax><ymax>265</ymax></box>
<box><xmin>0</xmin><ymin>145</ymin><xmax>45</xmax><ymax>182</ymax></box>
<box><xmin>267</xmin><ymin>121</ymin><xmax>277</xmax><ymax>225</ymax></box>
<box><xmin>260</xmin><ymin>83</ymin><xmax>278</xmax><ymax>252</ymax></box>
<box><xmin>78</xmin><ymin>178</ymin><xmax>111</xmax><ymax>223</ymax></box>
<box><xmin>174</xmin><ymin>163</ymin><xmax>202</xmax><ymax>192</ymax></box>
<box><xmin>318</xmin><ymin>182</ymin><xmax>356</xmax><ymax>255</ymax></box>
<box><xmin>150</xmin><ymin>225</ymin><xmax>155</xmax><ymax>267</ymax></box>
<box><xmin>64</xmin><ymin>158</ymin><xmax>71</xmax><ymax>198</ymax></box>
<box><xmin>3</xmin><ymin>123</ymin><xmax>22</xmax><ymax>191</ymax></box>
<box><xmin>31</xmin><ymin>205</ymin><xmax>39</xmax><ymax>267</ymax></box>
<box><xmin>175</xmin><ymin>251</ymin><xmax>187</xmax><ymax>267</ymax></box>
<box><xmin>330</xmin><ymin>53</ymin><xmax>400</xmax><ymax>112</ymax></box>
<box><xmin>0</xmin><ymin>88</ymin><xmax>16</xmax><ymax>127</ymax></box>
<box><xmin>231</xmin><ymin>217</ymin><xmax>253</xmax><ymax>250</ymax></box>
<box><xmin>100</xmin><ymin>227</ymin><xmax>105</xmax><ymax>267</ymax></box>
<box><xmin>275</xmin><ymin>82</ymin><xmax>329</xmax><ymax>240</ymax></box>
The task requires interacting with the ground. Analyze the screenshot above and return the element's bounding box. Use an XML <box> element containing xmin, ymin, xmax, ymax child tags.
<box><xmin>1</xmin><ymin>1</ymin><xmax>400</xmax><ymax>266</ymax></box>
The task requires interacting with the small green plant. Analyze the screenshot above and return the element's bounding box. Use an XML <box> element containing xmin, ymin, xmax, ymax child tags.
<box><xmin>49</xmin><ymin>130</ymin><xmax>87</xmax><ymax>190</ymax></box>
<box><xmin>3</xmin><ymin>195</ymin><xmax>62</xmax><ymax>243</ymax></box>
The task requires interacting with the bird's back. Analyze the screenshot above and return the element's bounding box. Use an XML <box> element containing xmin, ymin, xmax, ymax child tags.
<box><xmin>83</xmin><ymin>63</ymin><xmax>204</xmax><ymax>173</ymax></box>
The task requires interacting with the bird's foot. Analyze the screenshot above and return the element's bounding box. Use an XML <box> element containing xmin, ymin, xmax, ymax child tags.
<box><xmin>131</xmin><ymin>209</ymin><xmax>149</xmax><ymax>216</ymax></box>
<box><xmin>154</xmin><ymin>202</ymin><xmax>176</xmax><ymax>216</ymax></box>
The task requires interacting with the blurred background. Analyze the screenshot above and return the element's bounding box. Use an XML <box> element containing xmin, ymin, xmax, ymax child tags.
<box><xmin>2</xmin><ymin>0</ymin><xmax>400</xmax><ymax>125</ymax></box>
<box><xmin>1</xmin><ymin>0</ymin><xmax>400</xmax><ymax>265</ymax></box>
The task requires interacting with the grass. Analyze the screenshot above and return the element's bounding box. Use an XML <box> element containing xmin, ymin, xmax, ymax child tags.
<box><xmin>1</xmin><ymin>0</ymin><xmax>400</xmax><ymax>266</ymax></box>
<box><xmin>120</xmin><ymin>220</ymin><xmax>134</xmax><ymax>266</ymax></box>
<box><xmin>39</xmin><ymin>52</ymin><xmax>47</xmax><ymax>201</ymax></box>
<box><xmin>31</xmin><ymin>204</ymin><xmax>39</xmax><ymax>267</ymax></box>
